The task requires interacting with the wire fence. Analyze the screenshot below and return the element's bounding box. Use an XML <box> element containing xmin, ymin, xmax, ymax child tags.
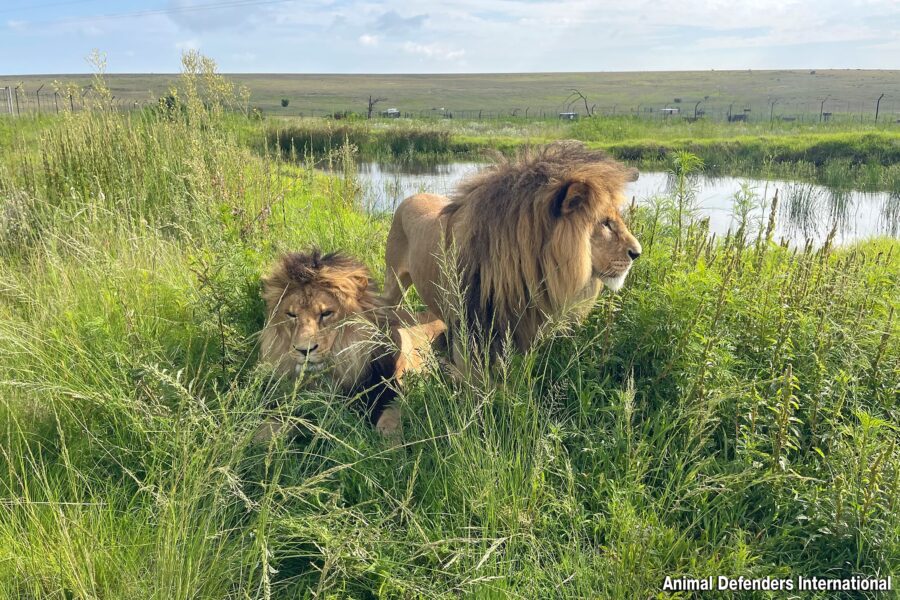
<box><xmin>297</xmin><ymin>99</ymin><xmax>900</xmax><ymax>124</ymax></box>
<box><xmin>2</xmin><ymin>85</ymin><xmax>899</xmax><ymax>124</ymax></box>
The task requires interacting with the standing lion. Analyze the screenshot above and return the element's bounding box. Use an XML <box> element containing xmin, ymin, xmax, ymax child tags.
<box><xmin>383</xmin><ymin>141</ymin><xmax>642</xmax><ymax>362</ymax></box>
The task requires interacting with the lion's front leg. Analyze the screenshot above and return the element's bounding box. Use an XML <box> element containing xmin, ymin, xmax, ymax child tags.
<box><xmin>375</xmin><ymin>404</ymin><xmax>402</xmax><ymax>437</ymax></box>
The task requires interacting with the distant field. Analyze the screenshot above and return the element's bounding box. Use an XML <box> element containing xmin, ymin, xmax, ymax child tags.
<box><xmin>3</xmin><ymin>70</ymin><xmax>900</xmax><ymax>120</ymax></box>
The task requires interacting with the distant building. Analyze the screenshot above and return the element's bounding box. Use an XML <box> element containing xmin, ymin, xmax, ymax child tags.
<box><xmin>381</xmin><ymin>108</ymin><xmax>401</xmax><ymax>118</ymax></box>
<box><xmin>558</xmin><ymin>112</ymin><xmax>578</xmax><ymax>120</ymax></box>
<box><xmin>660</xmin><ymin>107</ymin><xmax>680</xmax><ymax>115</ymax></box>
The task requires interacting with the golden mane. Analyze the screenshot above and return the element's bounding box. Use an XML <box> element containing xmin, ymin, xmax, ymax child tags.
<box><xmin>259</xmin><ymin>249</ymin><xmax>445</xmax><ymax>435</ymax></box>
<box><xmin>440</xmin><ymin>141</ymin><xmax>637</xmax><ymax>354</ymax></box>
<box><xmin>260</xmin><ymin>250</ymin><xmax>389</xmax><ymax>395</ymax></box>
<box><xmin>261</xmin><ymin>250</ymin><xmax>384</xmax><ymax>320</ymax></box>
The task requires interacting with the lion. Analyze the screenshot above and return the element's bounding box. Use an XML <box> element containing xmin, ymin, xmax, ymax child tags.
<box><xmin>258</xmin><ymin>249</ymin><xmax>445</xmax><ymax>437</ymax></box>
<box><xmin>383</xmin><ymin>141</ymin><xmax>642</xmax><ymax>360</ymax></box>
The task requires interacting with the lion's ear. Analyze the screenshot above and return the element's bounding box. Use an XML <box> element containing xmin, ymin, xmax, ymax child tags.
<box><xmin>624</xmin><ymin>167</ymin><xmax>639</xmax><ymax>182</ymax></box>
<box><xmin>350</xmin><ymin>272</ymin><xmax>369</xmax><ymax>297</ymax></box>
<box><xmin>260</xmin><ymin>275</ymin><xmax>281</xmax><ymax>301</ymax></box>
<box><xmin>260</xmin><ymin>278</ymin><xmax>288</xmax><ymax>312</ymax></box>
<box><xmin>555</xmin><ymin>181</ymin><xmax>591</xmax><ymax>218</ymax></box>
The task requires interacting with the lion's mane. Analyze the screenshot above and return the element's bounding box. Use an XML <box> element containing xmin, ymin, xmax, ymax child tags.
<box><xmin>260</xmin><ymin>250</ymin><xmax>391</xmax><ymax>396</ymax></box>
<box><xmin>440</xmin><ymin>141</ymin><xmax>635</xmax><ymax>353</ymax></box>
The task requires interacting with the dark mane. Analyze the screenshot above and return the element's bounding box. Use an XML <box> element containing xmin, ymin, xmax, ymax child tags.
<box><xmin>261</xmin><ymin>248</ymin><xmax>384</xmax><ymax>314</ymax></box>
<box><xmin>279</xmin><ymin>249</ymin><xmax>366</xmax><ymax>287</ymax></box>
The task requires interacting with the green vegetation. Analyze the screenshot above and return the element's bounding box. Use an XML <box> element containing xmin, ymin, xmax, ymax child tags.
<box><xmin>1</xmin><ymin>59</ymin><xmax>898</xmax><ymax>598</ymax></box>
<box><xmin>266</xmin><ymin>120</ymin><xmax>453</xmax><ymax>162</ymax></box>
<box><xmin>586</xmin><ymin>129</ymin><xmax>900</xmax><ymax>191</ymax></box>
<box><xmin>6</xmin><ymin>66</ymin><xmax>900</xmax><ymax>189</ymax></box>
<box><xmin>265</xmin><ymin>116</ymin><xmax>900</xmax><ymax>191</ymax></box>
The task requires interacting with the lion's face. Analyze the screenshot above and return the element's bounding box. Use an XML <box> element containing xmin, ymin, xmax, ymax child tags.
<box><xmin>590</xmin><ymin>210</ymin><xmax>642</xmax><ymax>292</ymax></box>
<box><xmin>554</xmin><ymin>179</ymin><xmax>642</xmax><ymax>294</ymax></box>
<box><xmin>268</xmin><ymin>287</ymin><xmax>344</xmax><ymax>374</ymax></box>
<box><xmin>260</xmin><ymin>251</ymin><xmax>377</xmax><ymax>380</ymax></box>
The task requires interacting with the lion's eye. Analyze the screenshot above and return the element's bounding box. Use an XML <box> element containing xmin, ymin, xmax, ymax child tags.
<box><xmin>320</xmin><ymin>310</ymin><xmax>334</xmax><ymax>319</ymax></box>
<box><xmin>286</xmin><ymin>311</ymin><xmax>297</xmax><ymax>319</ymax></box>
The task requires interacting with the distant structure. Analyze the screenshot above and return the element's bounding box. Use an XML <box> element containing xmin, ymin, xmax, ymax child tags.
<box><xmin>558</xmin><ymin>112</ymin><xmax>578</xmax><ymax>120</ymax></box>
<box><xmin>660</xmin><ymin>107</ymin><xmax>680</xmax><ymax>116</ymax></box>
<box><xmin>381</xmin><ymin>108</ymin><xmax>400</xmax><ymax>118</ymax></box>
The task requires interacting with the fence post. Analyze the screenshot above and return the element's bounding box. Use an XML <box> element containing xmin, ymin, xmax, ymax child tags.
<box><xmin>875</xmin><ymin>93</ymin><xmax>884</xmax><ymax>122</ymax></box>
<box><xmin>5</xmin><ymin>87</ymin><xmax>13</xmax><ymax>115</ymax></box>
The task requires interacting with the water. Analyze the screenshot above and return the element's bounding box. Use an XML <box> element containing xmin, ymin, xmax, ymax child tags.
<box><xmin>348</xmin><ymin>162</ymin><xmax>899</xmax><ymax>245</ymax></box>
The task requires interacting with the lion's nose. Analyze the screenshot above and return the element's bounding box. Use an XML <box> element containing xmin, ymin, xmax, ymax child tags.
<box><xmin>627</xmin><ymin>249</ymin><xmax>641</xmax><ymax>261</ymax></box>
<box><xmin>293</xmin><ymin>343</ymin><xmax>319</xmax><ymax>356</ymax></box>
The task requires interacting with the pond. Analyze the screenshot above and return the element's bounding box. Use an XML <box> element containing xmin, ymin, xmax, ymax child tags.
<box><xmin>347</xmin><ymin>162</ymin><xmax>900</xmax><ymax>245</ymax></box>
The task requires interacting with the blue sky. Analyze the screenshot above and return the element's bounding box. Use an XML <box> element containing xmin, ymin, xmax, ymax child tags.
<box><xmin>2</xmin><ymin>0</ymin><xmax>899</xmax><ymax>74</ymax></box>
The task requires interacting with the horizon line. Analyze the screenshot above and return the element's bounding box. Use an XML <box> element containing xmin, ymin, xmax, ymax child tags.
<box><xmin>3</xmin><ymin>67</ymin><xmax>900</xmax><ymax>78</ymax></box>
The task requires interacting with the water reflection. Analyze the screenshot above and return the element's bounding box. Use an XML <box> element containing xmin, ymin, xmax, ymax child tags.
<box><xmin>341</xmin><ymin>161</ymin><xmax>899</xmax><ymax>245</ymax></box>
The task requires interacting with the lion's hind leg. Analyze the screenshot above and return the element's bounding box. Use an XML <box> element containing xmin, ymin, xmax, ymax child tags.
<box><xmin>383</xmin><ymin>268</ymin><xmax>412</xmax><ymax>305</ymax></box>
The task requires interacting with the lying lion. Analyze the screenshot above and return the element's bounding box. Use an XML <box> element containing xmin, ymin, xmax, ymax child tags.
<box><xmin>384</xmin><ymin>141</ymin><xmax>642</xmax><ymax>362</ymax></box>
<box><xmin>257</xmin><ymin>249</ymin><xmax>445</xmax><ymax>437</ymax></box>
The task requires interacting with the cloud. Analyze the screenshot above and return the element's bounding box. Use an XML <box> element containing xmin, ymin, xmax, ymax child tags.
<box><xmin>78</xmin><ymin>22</ymin><xmax>104</xmax><ymax>36</ymax></box>
<box><xmin>402</xmin><ymin>41</ymin><xmax>465</xmax><ymax>61</ymax></box>
<box><xmin>376</xmin><ymin>10</ymin><xmax>427</xmax><ymax>33</ymax></box>
<box><xmin>694</xmin><ymin>24</ymin><xmax>881</xmax><ymax>50</ymax></box>
<box><xmin>359</xmin><ymin>34</ymin><xmax>379</xmax><ymax>47</ymax></box>
<box><xmin>166</xmin><ymin>0</ymin><xmax>261</xmax><ymax>32</ymax></box>
<box><xmin>175</xmin><ymin>38</ymin><xmax>200</xmax><ymax>52</ymax></box>
<box><xmin>231</xmin><ymin>51</ymin><xmax>257</xmax><ymax>63</ymax></box>
<box><xmin>4</xmin><ymin>0</ymin><xmax>900</xmax><ymax>73</ymax></box>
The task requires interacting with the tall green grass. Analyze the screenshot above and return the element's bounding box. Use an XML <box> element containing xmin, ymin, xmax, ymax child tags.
<box><xmin>266</xmin><ymin>119</ymin><xmax>453</xmax><ymax>163</ymax></box>
<box><xmin>261</xmin><ymin>115</ymin><xmax>900</xmax><ymax>191</ymax></box>
<box><xmin>0</xmin><ymin>58</ymin><xmax>898</xmax><ymax>598</ymax></box>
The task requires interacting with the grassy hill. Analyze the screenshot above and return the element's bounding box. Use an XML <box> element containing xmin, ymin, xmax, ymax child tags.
<box><xmin>3</xmin><ymin>69</ymin><xmax>900</xmax><ymax>119</ymax></box>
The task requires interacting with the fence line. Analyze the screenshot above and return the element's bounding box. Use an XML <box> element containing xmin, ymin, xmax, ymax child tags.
<box><xmin>2</xmin><ymin>88</ymin><xmax>900</xmax><ymax>124</ymax></box>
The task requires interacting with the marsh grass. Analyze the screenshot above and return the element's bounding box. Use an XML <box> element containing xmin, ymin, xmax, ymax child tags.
<box><xmin>266</xmin><ymin>120</ymin><xmax>454</xmax><ymax>163</ymax></box>
<box><xmin>0</xmin><ymin>60</ymin><xmax>898</xmax><ymax>599</ymax></box>
<box><xmin>259</xmin><ymin>115</ymin><xmax>900</xmax><ymax>191</ymax></box>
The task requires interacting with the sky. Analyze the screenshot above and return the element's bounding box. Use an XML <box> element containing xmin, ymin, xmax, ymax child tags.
<box><xmin>1</xmin><ymin>0</ymin><xmax>899</xmax><ymax>74</ymax></box>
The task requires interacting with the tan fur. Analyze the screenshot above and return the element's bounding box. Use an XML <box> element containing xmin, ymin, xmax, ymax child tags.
<box><xmin>258</xmin><ymin>250</ymin><xmax>445</xmax><ymax>437</ymax></box>
<box><xmin>384</xmin><ymin>141</ymin><xmax>642</xmax><ymax>358</ymax></box>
